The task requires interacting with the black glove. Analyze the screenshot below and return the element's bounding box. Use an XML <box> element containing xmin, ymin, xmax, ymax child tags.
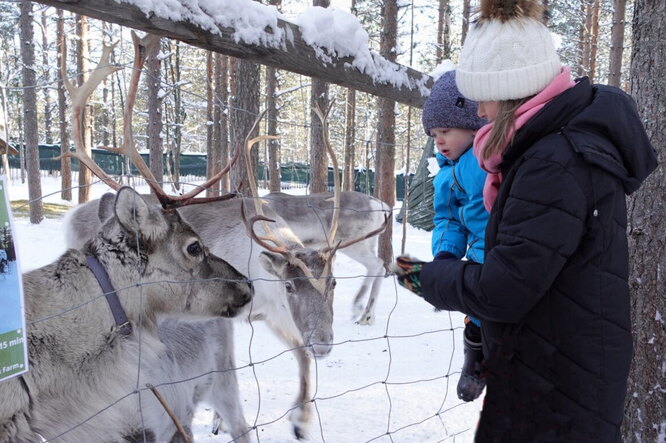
<box><xmin>391</xmin><ymin>255</ymin><xmax>426</xmax><ymax>296</ymax></box>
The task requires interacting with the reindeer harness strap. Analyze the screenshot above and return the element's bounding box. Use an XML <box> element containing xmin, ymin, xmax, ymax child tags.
<box><xmin>85</xmin><ymin>255</ymin><xmax>133</xmax><ymax>336</ymax></box>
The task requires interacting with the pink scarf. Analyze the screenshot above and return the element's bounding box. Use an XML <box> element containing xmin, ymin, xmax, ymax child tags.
<box><xmin>474</xmin><ymin>67</ymin><xmax>576</xmax><ymax>212</ymax></box>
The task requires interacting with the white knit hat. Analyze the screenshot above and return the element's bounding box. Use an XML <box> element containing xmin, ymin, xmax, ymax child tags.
<box><xmin>456</xmin><ymin>0</ymin><xmax>561</xmax><ymax>102</ymax></box>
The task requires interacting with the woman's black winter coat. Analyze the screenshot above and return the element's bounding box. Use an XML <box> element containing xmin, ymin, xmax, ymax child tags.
<box><xmin>420</xmin><ymin>78</ymin><xmax>657</xmax><ymax>442</ymax></box>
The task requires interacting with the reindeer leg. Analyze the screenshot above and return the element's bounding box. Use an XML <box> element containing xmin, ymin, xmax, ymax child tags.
<box><xmin>353</xmin><ymin>252</ymin><xmax>387</xmax><ymax>326</ymax></box>
<box><xmin>289</xmin><ymin>346</ymin><xmax>312</xmax><ymax>440</ymax></box>
<box><xmin>351</xmin><ymin>280</ymin><xmax>371</xmax><ymax>319</ymax></box>
<box><xmin>208</xmin><ymin>322</ymin><xmax>251</xmax><ymax>443</ymax></box>
<box><xmin>357</xmin><ymin>274</ymin><xmax>385</xmax><ymax>325</ymax></box>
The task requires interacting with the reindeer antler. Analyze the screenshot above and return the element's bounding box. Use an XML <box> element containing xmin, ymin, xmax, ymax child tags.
<box><xmin>312</xmin><ymin>101</ymin><xmax>390</xmax><ymax>255</ymax></box>
<box><xmin>62</xmin><ymin>32</ymin><xmax>236</xmax><ymax>209</ymax></box>
<box><xmin>325</xmin><ymin>212</ymin><xmax>391</xmax><ymax>252</ymax></box>
<box><xmin>60</xmin><ymin>41</ymin><xmax>122</xmax><ymax>191</ymax></box>
<box><xmin>239</xmin><ymin>113</ymin><xmax>324</xmax><ymax>285</ymax></box>
<box><xmin>239</xmin><ymin>200</ymin><xmax>288</xmax><ymax>255</ymax></box>
<box><xmin>312</xmin><ymin>100</ymin><xmax>340</xmax><ymax>251</ymax></box>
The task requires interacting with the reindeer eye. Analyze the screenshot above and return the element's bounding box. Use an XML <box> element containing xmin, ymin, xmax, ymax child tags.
<box><xmin>186</xmin><ymin>241</ymin><xmax>202</xmax><ymax>257</ymax></box>
<box><xmin>285</xmin><ymin>281</ymin><xmax>295</xmax><ymax>294</ymax></box>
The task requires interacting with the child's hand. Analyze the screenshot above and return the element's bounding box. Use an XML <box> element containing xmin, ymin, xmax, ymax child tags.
<box><xmin>390</xmin><ymin>255</ymin><xmax>426</xmax><ymax>296</ymax></box>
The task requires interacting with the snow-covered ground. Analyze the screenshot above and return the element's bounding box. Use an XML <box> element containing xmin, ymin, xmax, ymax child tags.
<box><xmin>6</xmin><ymin>175</ymin><xmax>481</xmax><ymax>442</ymax></box>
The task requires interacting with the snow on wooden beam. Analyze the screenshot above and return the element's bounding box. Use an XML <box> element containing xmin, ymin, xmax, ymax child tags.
<box><xmin>35</xmin><ymin>0</ymin><xmax>433</xmax><ymax>108</ymax></box>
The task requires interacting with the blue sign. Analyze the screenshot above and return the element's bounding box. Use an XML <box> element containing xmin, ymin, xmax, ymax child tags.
<box><xmin>0</xmin><ymin>175</ymin><xmax>28</xmax><ymax>382</ymax></box>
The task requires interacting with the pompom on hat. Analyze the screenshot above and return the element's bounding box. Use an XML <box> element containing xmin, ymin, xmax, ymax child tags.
<box><xmin>456</xmin><ymin>0</ymin><xmax>562</xmax><ymax>102</ymax></box>
<box><xmin>422</xmin><ymin>69</ymin><xmax>486</xmax><ymax>136</ymax></box>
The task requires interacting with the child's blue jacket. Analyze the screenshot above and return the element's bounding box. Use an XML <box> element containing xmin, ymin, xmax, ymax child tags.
<box><xmin>432</xmin><ymin>147</ymin><xmax>488</xmax><ymax>264</ymax></box>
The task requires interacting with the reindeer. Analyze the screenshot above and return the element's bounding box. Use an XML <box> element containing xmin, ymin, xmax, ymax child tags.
<box><xmin>64</xmin><ymin>103</ymin><xmax>388</xmax><ymax>439</ymax></box>
<box><xmin>0</xmin><ymin>33</ymin><xmax>256</xmax><ymax>443</ymax></box>
<box><xmin>261</xmin><ymin>191</ymin><xmax>390</xmax><ymax>325</ymax></box>
<box><xmin>263</xmin><ymin>103</ymin><xmax>391</xmax><ymax>326</ymax></box>
<box><xmin>70</xmin><ymin>188</ymin><xmax>338</xmax><ymax>440</ymax></box>
<box><xmin>0</xmin><ymin>186</ymin><xmax>253</xmax><ymax>443</ymax></box>
<box><xmin>132</xmin><ymin>316</ymin><xmax>249</xmax><ymax>443</ymax></box>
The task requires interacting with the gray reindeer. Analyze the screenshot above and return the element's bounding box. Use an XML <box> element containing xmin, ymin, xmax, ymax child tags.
<box><xmin>261</xmin><ymin>190</ymin><xmax>391</xmax><ymax>325</ymax></box>
<box><xmin>0</xmin><ymin>187</ymin><xmax>252</xmax><ymax>442</ymax></box>
<box><xmin>65</xmin><ymin>191</ymin><xmax>338</xmax><ymax>441</ymax></box>
<box><xmin>144</xmin><ymin>315</ymin><xmax>250</xmax><ymax>443</ymax></box>
<box><xmin>0</xmin><ymin>35</ymin><xmax>254</xmax><ymax>443</ymax></box>
<box><xmin>64</xmin><ymin>158</ymin><xmax>388</xmax><ymax>441</ymax></box>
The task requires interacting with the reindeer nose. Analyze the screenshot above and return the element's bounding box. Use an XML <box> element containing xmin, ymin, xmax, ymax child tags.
<box><xmin>241</xmin><ymin>281</ymin><xmax>253</xmax><ymax>304</ymax></box>
<box><xmin>311</xmin><ymin>342</ymin><xmax>333</xmax><ymax>358</ymax></box>
<box><xmin>311</xmin><ymin>343</ymin><xmax>332</xmax><ymax>358</ymax></box>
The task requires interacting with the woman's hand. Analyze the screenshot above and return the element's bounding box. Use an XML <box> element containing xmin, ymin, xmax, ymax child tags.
<box><xmin>390</xmin><ymin>255</ymin><xmax>426</xmax><ymax>296</ymax></box>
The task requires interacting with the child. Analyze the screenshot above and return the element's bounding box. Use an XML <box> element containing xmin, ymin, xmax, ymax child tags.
<box><xmin>421</xmin><ymin>69</ymin><xmax>488</xmax><ymax>402</ymax></box>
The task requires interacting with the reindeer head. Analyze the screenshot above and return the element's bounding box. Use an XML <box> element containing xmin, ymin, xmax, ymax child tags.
<box><xmin>62</xmin><ymin>35</ymin><xmax>252</xmax><ymax>326</ymax></box>
<box><xmin>258</xmin><ymin>248</ymin><xmax>335</xmax><ymax>358</ymax></box>
<box><xmin>240</xmin><ymin>105</ymin><xmax>388</xmax><ymax>359</ymax></box>
<box><xmin>91</xmin><ymin>188</ymin><xmax>253</xmax><ymax>323</ymax></box>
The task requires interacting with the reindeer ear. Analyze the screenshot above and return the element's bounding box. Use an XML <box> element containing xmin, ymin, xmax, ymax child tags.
<box><xmin>98</xmin><ymin>192</ymin><xmax>116</xmax><ymax>222</ymax></box>
<box><xmin>258</xmin><ymin>251</ymin><xmax>288</xmax><ymax>277</ymax></box>
<box><xmin>114</xmin><ymin>187</ymin><xmax>168</xmax><ymax>241</ymax></box>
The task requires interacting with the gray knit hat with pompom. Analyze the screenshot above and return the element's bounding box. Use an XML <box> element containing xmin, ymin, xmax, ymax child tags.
<box><xmin>422</xmin><ymin>70</ymin><xmax>486</xmax><ymax>136</ymax></box>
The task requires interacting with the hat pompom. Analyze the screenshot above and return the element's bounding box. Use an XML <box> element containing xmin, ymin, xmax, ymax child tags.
<box><xmin>479</xmin><ymin>0</ymin><xmax>545</xmax><ymax>23</ymax></box>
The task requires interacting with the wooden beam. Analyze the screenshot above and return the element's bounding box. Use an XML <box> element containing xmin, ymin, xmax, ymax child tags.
<box><xmin>36</xmin><ymin>0</ymin><xmax>432</xmax><ymax>108</ymax></box>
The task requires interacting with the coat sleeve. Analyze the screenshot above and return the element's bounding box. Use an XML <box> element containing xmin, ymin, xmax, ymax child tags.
<box><xmin>457</xmin><ymin>153</ymin><xmax>489</xmax><ymax>261</ymax></box>
<box><xmin>421</xmin><ymin>156</ymin><xmax>588</xmax><ymax>323</ymax></box>
<box><xmin>432</xmin><ymin>168</ymin><xmax>467</xmax><ymax>258</ymax></box>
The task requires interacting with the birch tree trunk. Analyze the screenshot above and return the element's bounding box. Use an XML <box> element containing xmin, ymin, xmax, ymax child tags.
<box><xmin>264</xmin><ymin>0</ymin><xmax>282</xmax><ymax>193</ymax></box>
<box><xmin>343</xmin><ymin>0</ymin><xmax>357</xmax><ymax>193</ymax></box>
<box><xmin>462</xmin><ymin>0</ymin><xmax>471</xmax><ymax>45</ymax></box>
<box><xmin>211</xmin><ymin>53</ymin><xmax>225</xmax><ymax>195</ymax></box>
<box><xmin>343</xmin><ymin>88</ymin><xmax>356</xmax><ymax>192</ymax></box>
<box><xmin>588</xmin><ymin>0</ymin><xmax>600</xmax><ymax>82</ymax></box>
<box><xmin>20</xmin><ymin>0</ymin><xmax>43</xmax><ymax>223</ymax></box>
<box><xmin>76</xmin><ymin>14</ymin><xmax>91</xmax><ymax>203</ymax></box>
<box><xmin>168</xmin><ymin>41</ymin><xmax>183</xmax><ymax>190</ymax></box>
<box><xmin>436</xmin><ymin>0</ymin><xmax>451</xmax><ymax>63</ymax></box>
<box><xmin>40</xmin><ymin>11</ymin><xmax>52</xmax><ymax>144</ymax></box>
<box><xmin>623</xmin><ymin>0</ymin><xmax>666</xmax><ymax>440</ymax></box>
<box><xmin>56</xmin><ymin>9</ymin><xmax>71</xmax><ymax>201</ymax></box>
<box><xmin>100</xmin><ymin>22</ymin><xmax>111</xmax><ymax>147</ymax></box>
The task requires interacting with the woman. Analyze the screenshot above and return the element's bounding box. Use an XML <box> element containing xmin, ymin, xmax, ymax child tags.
<box><xmin>394</xmin><ymin>0</ymin><xmax>658</xmax><ymax>441</ymax></box>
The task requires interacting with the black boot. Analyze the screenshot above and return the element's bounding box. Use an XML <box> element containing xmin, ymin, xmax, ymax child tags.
<box><xmin>457</xmin><ymin>327</ymin><xmax>486</xmax><ymax>402</ymax></box>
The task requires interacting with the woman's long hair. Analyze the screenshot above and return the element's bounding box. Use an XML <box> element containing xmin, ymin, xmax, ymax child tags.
<box><xmin>481</xmin><ymin>97</ymin><xmax>532</xmax><ymax>160</ymax></box>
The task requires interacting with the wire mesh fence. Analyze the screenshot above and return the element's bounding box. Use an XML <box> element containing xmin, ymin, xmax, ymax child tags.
<box><xmin>2</xmin><ymin>174</ymin><xmax>480</xmax><ymax>442</ymax></box>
